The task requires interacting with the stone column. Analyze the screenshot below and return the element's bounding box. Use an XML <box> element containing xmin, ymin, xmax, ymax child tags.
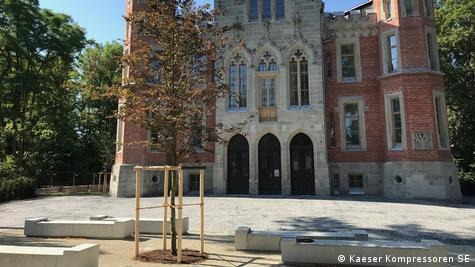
<box><xmin>281</xmin><ymin>138</ymin><xmax>291</xmax><ymax>195</ymax></box>
<box><xmin>249</xmin><ymin>134</ymin><xmax>259</xmax><ymax>195</ymax></box>
<box><xmin>213</xmin><ymin>142</ymin><xmax>226</xmax><ymax>194</ymax></box>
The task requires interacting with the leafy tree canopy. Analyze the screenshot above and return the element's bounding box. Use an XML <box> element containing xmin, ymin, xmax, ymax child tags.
<box><xmin>436</xmin><ymin>0</ymin><xmax>475</xmax><ymax>180</ymax></box>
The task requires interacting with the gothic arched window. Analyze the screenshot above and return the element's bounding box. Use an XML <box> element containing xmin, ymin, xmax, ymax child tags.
<box><xmin>229</xmin><ymin>53</ymin><xmax>247</xmax><ymax>109</ymax></box>
<box><xmin>257</xmin><ymin>51</ymin><xmax>279</xmax><ymax>72</ymax></box>
<box><xmin>289</xmin><ymin>49</ymin><xmax>309</xmax><ymax>106</ymax></box>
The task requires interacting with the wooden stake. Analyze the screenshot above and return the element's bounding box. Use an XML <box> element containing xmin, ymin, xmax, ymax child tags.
<box><xmin>72</xmin><ymin>172</ymin><xmax>76</xmax><ymax>192</ymax></box>
<box><xmin>103</xmin><ymin>172</ymin><xmax>108</xmax><ymax>193</ymax></box>
<box><xmin>163</xmin><ymin>170</ymin><xmax>169</xmax><ymax>250</ymax></box>
<box><xmin>98</xmin><ymin>173</ymin><xmax>102</xmax><ymax>192</ymax></box>
<box><xmin>92</xmin><ymin>173</ymin><xmax>96</xmax><ymax>191</ymax></box>
<box><xmin>134</xmin><ymin>168</ymin><xmax>141</xmax><ymax>259</ymax></box>
<box><xmin>199</xmin><ymin>169</ymin><xmax>205</xmax><ymax>254</ymax></box>
<box><xmin>177</xmin><ymin>169</ymin><xmax>184</xmax><ymax>263</ymax></box>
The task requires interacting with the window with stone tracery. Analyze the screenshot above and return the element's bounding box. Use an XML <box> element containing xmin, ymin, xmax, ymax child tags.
<box><xmin>257</xmin><ymin>51</ymin><xmax>279</xmax><ymax>72</ymax></box>
<box><xmin>289</xmin><ymin>50</ymin><xmax>309</xmax><ymax>106</ymax></box>
<box><xmin>229</xmin><ymin>53</ymin><xmax>247</xmax><ymax>109</ymax></box>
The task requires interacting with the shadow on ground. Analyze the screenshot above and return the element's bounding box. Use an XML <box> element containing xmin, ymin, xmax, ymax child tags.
<box><xmin>274</xmin><ymin>216</ymin><xmax>475</xmax><ymax>246</ymax></box>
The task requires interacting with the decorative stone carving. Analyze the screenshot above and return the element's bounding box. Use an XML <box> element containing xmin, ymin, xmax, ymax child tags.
<box><xmin>413</xmin><ymin>132</ymin><xmax>433</xmax><ymax>150</ymax></box>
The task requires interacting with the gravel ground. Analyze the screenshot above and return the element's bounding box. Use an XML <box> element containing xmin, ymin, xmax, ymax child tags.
<box><xmin>1</xmin><ymin>195</ymin><xmax>474</xmax><ymax>245</ymax></box>
<box><xmin>0</xmin><ymin>229</ymin><xmax>282</xmax><ymax>267</ymax></box>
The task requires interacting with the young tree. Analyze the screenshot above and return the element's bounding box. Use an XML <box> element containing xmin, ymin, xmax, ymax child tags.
<box><xmin>114</xmin><ymin>0</ymin><xmax>231</xmax><ymax>255</ymax></box>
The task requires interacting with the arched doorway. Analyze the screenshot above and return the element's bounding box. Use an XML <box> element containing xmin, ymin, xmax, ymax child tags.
<box><xmin>290</xmin><ymin>133</ymin><xmax>315</xmax><ymax>195</ymax></box>
<box><xmin>258</xmin><ymin>134</ymin><xmax>281</xmax><ymax>195</ymax></box>
<box><xmin>227</xmin><ymin>135</ymin><xmax>249</xmax><ymax>194</ymax></box>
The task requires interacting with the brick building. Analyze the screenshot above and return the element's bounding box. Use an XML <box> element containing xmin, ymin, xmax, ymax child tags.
<box><xmin>110</xmin><ymin>0</ymin><xmax>462</xmax><ymax>200</ymax></box>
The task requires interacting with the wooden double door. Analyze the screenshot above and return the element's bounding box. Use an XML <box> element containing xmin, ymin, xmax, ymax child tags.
<box><xmin>258</xmin><ymin>134</ymin><xmax>281</xmax><ymax>195</ymax></box>
<box><xmin>227</xmin><ymin>135</ymin><xmax>249</xmax><ymax>194</ymax></box>
<box><xmin>290</xmin><ymin>133</ymin><xmax>315</xmax><ymax>195</ymax></box>
<box><xmin>227</xmin><ymin>133</ymin><xmax>315</xmax><ymax>195</ymax></box>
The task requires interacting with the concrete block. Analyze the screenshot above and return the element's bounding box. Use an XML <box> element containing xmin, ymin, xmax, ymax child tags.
<box><xmin>281</xmin><ymin>238</ymin><xmax>447</xmax><ymax>267</ymax></box>
<box><xmin>91</xmin><ymin>215</ymin><xmax>189</xmax><ymax>234</ymax></box>
<box><xmin>0</xmin><ymin>244</ymin><xmax>99</xmax><ymax>267</ymax></box>
<box><xmin>235</xmin><ymin>227</ymin><xmax>369</xmax><ymax>251</ymax></box>
<box><xmin>24</xmin><ymin>217</ymin><xmax>134</xmax><ymax>239</ymax></box>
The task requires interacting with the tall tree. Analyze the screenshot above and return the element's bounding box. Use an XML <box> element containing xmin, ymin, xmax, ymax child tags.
<box><xmin>114</xmin><ymin>0</ymin><xmax>231</xmax><ymax>256</ymax></box>
<box><xmin>0</xmin><ymin>0</ymin><xmax>87</xmax><ymax>177</ymax></box>
<box><xmin>436</xmin><ymin>0</ymin><xmax>475</xmax><ymax>180</ymax></box>
<box><xmin>75</xmin><ymin>42</ymin><xmax>123</xmax><ymax>173</ymax></box>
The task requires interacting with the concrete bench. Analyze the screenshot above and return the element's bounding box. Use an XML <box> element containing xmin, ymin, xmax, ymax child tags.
<box><xmin>0</xmin><ymin>244</ymin><xmax>99</xmax><ymax>267</ymax></box>
<box><xmin>235</xmin><ymin>227</ymin><xmax>368</xmax><ymax>251</ymax></box>
<box><xmin>90</xmin><ymin>215</ymin><xmax>189</xmax><ymax>234</ymax></box>
<box><xmin>281</xmin><ymin>238</ymin><xmax>447</xmax><ymax>267</ymax></box>
<box><xmin>24</xmin><ymin>217</ymin><xmax>133</xmax><ymax>239</ymax></box>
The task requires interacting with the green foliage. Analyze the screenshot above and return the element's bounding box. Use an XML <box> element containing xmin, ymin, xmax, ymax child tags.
<box><xmin>0</xmin><ymin>156</ymin><xmax>16</xmax><ymax>178</ymax></box>
<box><xmin>436</xmin><ymin>0</ymin><xmax>475</xmax><ymax>181</ymax></box>
<box><xmin>0</xmin><ymin>0</ymin><xmax>87</xmax><ymax>177</ymax></box>
<box><xmin>75</xmin><ymin>42</ymin><xmax>122</xmax><ymax>172</ymax></box>
<box><xmin>0</xmin><ymin>177</ymin><xmax>37</xmax><ymax>203</ymax></box>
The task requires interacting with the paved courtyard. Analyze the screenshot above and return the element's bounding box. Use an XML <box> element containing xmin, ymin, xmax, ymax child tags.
<box><xmin>1</xmin><ymin>195</ymin><xmax>474</xmax><ymax>266</ymax></box>
<box><xmin>1</xmin><ymin>195</ymin><xmax>475</xmax><ymax>244</ymax></box>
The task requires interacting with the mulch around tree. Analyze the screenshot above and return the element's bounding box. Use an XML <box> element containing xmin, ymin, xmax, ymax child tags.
<box><xmin>138</xmin><ymin>249</ymin><xmax>207</xmax><ymax>264</ymax></box>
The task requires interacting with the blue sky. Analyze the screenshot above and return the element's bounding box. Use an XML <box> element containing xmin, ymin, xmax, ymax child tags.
<box><xmin>39</xmin><ymin>0</ymin><xmax>365</xmax><ymax>44</ymax></box>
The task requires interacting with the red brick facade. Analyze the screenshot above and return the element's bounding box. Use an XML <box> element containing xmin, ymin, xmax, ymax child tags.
<box><xmin>325</xmin><ymin>0</ymin><xmax>451</xmax><ymax>164</ymax></box>
<box><xmin>112</xmin><ymin>0</ymin><xmax>461</xmax><ymax>199</ymax></box>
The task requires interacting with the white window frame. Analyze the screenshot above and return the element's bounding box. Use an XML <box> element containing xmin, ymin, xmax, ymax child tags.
<box><xmin>336</xmin><ymin>38</ymin><xmax>362</xmax><ymax>83</ymax></box>
<box><xmin>189</xmin><ymin>121</ymin><xmax>206</xmax><ymax>153</ymax></box>
<box><xmin>348</xmin><ymin>174</ymin><xmax>365</xmax><ymax>195</ymax></box>
<box><xmin>339</xmin><ymin>97</ymin><xmax>367</xmax><ymax>151</ymax></box>
<box><xmin>116</xmin><ymin>119</ymin><xmax>125</xmax><ymax>153</ymax></box>
<box><xmin>381</xmin><ymin>29</ymin><xmax>402</xmax><ymax>75</ymax></box>
<box><xmin>116</xmin><ymin>103</ymin><xmax>125</xmax><ymax>153</ymax></box>
<box><xmin>400</xmin><ymin>0</ymin><xmax>419</xmax><ymax>17</ymax></box>
<box><xmin>381</xmin><ymin>0</ymin><xmax>394</xmax><ymax>21</ymax></box>
<box><xmin>228</xmin><ymin>54</ymin><xmax>248</xmax><ymax>111</ymax></box>
<box><xmin>423</xmin><ymin>0</ymin><xmax>434</xmax><ymax>18</ymax></box>
<box><xmin>425</xmin><ymin>27</ymin><xmax>440</xmax><ymax>71</ymax></box>
<box><xmin>433</xmin><ymin>91</ymin><xmax>450</xmax><ymax>150</ymax></box>
<box><xmin>288</xmin><ymin>50</ymin><xmax>310</xmax><ymax>107</ymax></box>
<box><xmin>384</xmin><ymin>92</ymin><xmax>407</xmax><ymax>151</ymax></box>
<box><xmin>148</xmin><ymin>130</ymin><xmax>161</xmax><ymax>153</ymax></box>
